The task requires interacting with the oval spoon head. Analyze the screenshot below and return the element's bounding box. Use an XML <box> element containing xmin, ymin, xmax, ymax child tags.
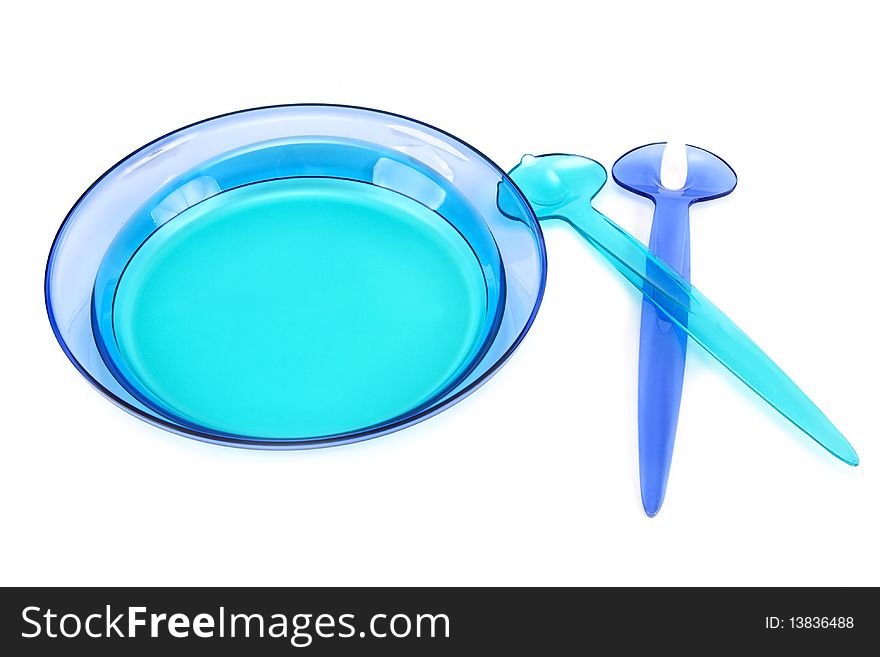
<box><xmin>509</xmin><ymin>154</ymin><xmax>607</xmax><ymax>215</ymax></box>
<box><xmin>612</xmin><ymin>143</ymin><xmax>737</xmax><ymax>203</ymax></box>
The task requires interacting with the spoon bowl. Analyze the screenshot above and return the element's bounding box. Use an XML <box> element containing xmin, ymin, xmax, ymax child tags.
<box><xmin>612</xmin><ymin>143</ymin><xmax>737</xmax><ymax>203</ymax></box>
<box><xmin>510</xmin><ymin>154</ymin><xmax>607</xmax><ymax>213</ymax></box>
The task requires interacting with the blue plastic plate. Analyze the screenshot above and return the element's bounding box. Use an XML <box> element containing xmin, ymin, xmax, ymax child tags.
<box><xmin>46</xmin><ymin>105</ymin><xmax>546</xmax><ymax>448</ymax></box>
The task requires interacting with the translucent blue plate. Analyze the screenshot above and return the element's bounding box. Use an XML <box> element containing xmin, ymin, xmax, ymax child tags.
<box><xmin>46</xmin><ymin>105</ymin><xmax>547</xmax><ymax>448</ymax></box>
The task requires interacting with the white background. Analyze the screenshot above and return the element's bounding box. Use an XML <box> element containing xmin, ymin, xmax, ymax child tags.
<box><xmin>2</xmin><ymin>1</ymin><xmax>878</xmax><ymax>586</ymax></box>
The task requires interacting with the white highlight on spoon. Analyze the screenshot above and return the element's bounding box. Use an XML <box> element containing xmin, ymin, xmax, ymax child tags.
<box><xmin>660</xmin><ymin>141</ymin><xmax>688</xmax><ymax>190</ymax></box>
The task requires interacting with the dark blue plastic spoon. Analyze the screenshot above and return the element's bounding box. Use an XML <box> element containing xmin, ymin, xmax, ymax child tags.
<box><xmin>612</xmin><ymin>143</ymin><xmax>737</xmax><ymax>516</ymax></box>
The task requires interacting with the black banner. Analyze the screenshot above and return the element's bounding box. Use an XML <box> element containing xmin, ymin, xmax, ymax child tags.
<box><xmin>0</xmin><ymin>587</ymin><xmax>873</xmax><ymax>654</ymax></box>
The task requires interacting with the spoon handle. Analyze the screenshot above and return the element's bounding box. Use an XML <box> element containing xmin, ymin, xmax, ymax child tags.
<box><xmin>539</xmin><ymin>203</ymin><xmax>858</xmax><ymax>467</ymax></box>
<box><xmin>638</xmin><ymin>198</ymin><xmax>691</xmax><ymax>515</ymax></box>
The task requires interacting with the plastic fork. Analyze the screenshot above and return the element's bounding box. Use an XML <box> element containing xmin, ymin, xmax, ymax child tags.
<box><xmin>613</xmin><ymin>143</ymin><xmax>737</xmax><ymax>516</ymax></box>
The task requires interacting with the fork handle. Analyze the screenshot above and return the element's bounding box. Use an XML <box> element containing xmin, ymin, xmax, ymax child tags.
<box><xmin>638</xmin><ymin>198</ymin><xmax>691</xmax><ymax>516</ymax></box>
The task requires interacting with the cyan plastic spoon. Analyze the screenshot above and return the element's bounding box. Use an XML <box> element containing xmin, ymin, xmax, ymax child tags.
<box><xmin>613</xmin><ymin>143</ymin><xmax>737</xmax><ymax>516</ymax></box>
<box><xmin>508</xmin><ymin>154</ymin><xmax>858</xmax><ymax>476</ymax></box>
